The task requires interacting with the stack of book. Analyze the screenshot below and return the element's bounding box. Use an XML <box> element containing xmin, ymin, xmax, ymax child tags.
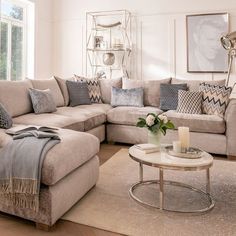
<box><xmin>134</xmin><ymin>144</ymin><xmax>160</xmax><ymax>154</ymax></box>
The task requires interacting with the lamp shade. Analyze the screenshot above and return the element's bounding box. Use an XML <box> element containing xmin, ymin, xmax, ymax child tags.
<box><xmin>221</xmin><ymin>31</ymin><xmax>236</xmax><ymax>50</ymax></box>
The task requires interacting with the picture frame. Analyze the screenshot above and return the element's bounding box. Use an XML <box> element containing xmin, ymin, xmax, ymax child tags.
<box><xmin>186</xmin><ymin>13</ymin><xmax>229</xmax><ymax>73</ymax></box>
<box><xmin>94</xmin><ymin>36</ymin><xmax>103</xmax><ymax>49</ymax></box>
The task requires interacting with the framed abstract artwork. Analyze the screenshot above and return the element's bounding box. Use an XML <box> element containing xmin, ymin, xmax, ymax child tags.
<box><xmin>186</xmin><ymin>13</ymin><xmax>229</xmax><ymax>73</ymax></box>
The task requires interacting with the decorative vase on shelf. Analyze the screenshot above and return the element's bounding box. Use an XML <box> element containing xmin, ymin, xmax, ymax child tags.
<box><xmin>148</xmin><ymin>131</ymin><xmax>162</xmax><ymax>151</ymax></box>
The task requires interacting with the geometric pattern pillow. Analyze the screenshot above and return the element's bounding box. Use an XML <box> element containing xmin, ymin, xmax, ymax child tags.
<box><xmin>160</xmin><ymin>83</ymin><xmax>188</xmax><ymax>111</ymax></box>
<box><xmin>199</xmin><ymin>83</ymin><xmax>232</xmax><ymax>117</ymax></box>
<box><xmin>177</xmin><ymin>90</ymin><xmax>203</xmax><ymax>114</ymax></box>
<box><xmin>0</xmin><ymin>103</ymin><xmax>13</xmax><ymax>129</ymax></box>
<box><xmin>74</xmin><ymin>75</ymin><xmax>102</xmax><ymax>103</ymax></box>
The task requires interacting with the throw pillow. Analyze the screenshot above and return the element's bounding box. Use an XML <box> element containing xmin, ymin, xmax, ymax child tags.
<box><xmin>122</xmin><ymin>78</ymin><xmax>171</xmax><ymax>107</ymax></box>
<box><xmin>177</xmin><ymin>90</ymin><xmax>203</xmax><ymax>114</ymax></box>
<box><xmin>160</xmin><ymin>83</ymin><xmax>188</xmax><ymax>111</ymax></box>
<box><xmin>66</xmin><ymin>80</ymin><xmax>91</xmax><ymax>107</ymax></box>
<box><xmin>0</xmin><ymin>103</ymin><xmax>13</xmax><ymax>129</ymax></box>
<box><xmin>111</xmin><ymin>87</ymin><xmax>144</xmax><ymax>107</ymax></box>
<box><xmin>29</xmin><ymin>88</ymin><xmax>57</xmax><ymax>114</ymax></box>
<box><xmin>74</xmin><ymin>75</ymin><xmax>102</xmax><ymax>103</ymax></box>
<box><xmin>199</xmin><ymin>82</ymin><xmax>232</xmax><ymax>117</ymax></box>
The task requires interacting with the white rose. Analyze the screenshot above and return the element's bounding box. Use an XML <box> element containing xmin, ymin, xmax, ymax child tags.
<box><xmin>158</xmin><ymin>114</ymin><xmax>168</xmax><ymax>124</ymax></box>
<box><xmin>146</xmin><ymin>115</ymin><xmax>155</xmax><ymax>127</ymax></box>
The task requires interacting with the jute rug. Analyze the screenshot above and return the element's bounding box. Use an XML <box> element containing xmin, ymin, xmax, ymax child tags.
<box><xmin>62</xmin><ymin>149</ymin><xmax>236</xmax><ymax>236</ymax></box>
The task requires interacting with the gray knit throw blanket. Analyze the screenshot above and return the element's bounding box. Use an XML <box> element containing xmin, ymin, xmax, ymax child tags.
<box><xmin>0</xmin><ymin>129</ymin><xmax>60</xmax><ymax>211</ymax></box>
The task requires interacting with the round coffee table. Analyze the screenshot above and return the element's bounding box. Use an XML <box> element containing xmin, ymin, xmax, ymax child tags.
<box><xmin>129</xmin><ymin>145</ymin><xmax>215</xmax><ymax>213</ymax></box>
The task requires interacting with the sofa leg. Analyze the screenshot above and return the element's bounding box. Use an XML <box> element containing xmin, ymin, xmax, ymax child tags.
<box><xmin>227</xmin><ymin>155</ymin><xmax>236</xmax><ymax>161</ymax></box>
<box><xmin>35</xmin><ymin>223</ymin><xmax>52</xmax><ymax>231</ymax></box>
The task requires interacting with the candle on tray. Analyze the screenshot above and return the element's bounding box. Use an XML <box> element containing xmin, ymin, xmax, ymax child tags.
<box><xmin>178</xmin><ymin>127</ymin><xmax>190</xmax><ymax>152</ymax></box>
<box><xmin>173</xmin><ymin>141</ymin><xmax>181</xmax><ymax>153</ymax></box>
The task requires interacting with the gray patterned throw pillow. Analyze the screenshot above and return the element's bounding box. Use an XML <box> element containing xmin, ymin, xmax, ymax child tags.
<box><xmin>66</xmin><ymin>80</ymin><xmax>91</xmax><ymax>107</ymax></box>
<box><xmin>160</xmin><ymin>83</ymin><xmax>188</xmax><ymax>111</ymax></box>
<box><xmin>29</xmin><ymin>88</ymin><xmax>57</xmax><ymax>114</ymax></box>
<box><xmin>0</xmin><ymin>103</ymin><xmax>13</xmax><ymax>129</ymax></box>
<box><xmin>111</xmin><ymin>87</ymin><xmax>144</xmax><ymax>107</ymax></box>
<box><xmin>177</xmin><ymin>90</ymin><xmax>203</xmax><ymax>114</ymax></box>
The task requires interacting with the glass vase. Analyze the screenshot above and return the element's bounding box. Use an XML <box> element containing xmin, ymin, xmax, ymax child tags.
<box><xmin>148</xmin><ymin>130</ymin><xmax>162</xmax><ymax>151</ymax></box>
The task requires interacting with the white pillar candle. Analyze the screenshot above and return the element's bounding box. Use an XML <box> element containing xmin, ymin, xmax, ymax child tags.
<box><xmin>173</xmin><ymin>141</ymin><xmax>182</xmax><ymax>153</ymax></box>
<box><xmin>178</xmin><ymin>127</ymin><xmax>190</xmax><ymax>152</ymax></box>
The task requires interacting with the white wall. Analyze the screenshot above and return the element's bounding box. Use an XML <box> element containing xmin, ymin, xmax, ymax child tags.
<box><xmin>52</xmin><ymin>0</ymin><xmax>236</xmax><ymax>86</ymax></box>
<box><xmin>34</xmin><ymin>0</ymin><xmax>53</xmax><ymax>79</ymax></box>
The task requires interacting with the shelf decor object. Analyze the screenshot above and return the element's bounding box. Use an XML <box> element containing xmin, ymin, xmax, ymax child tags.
<box><xmin>221</xmin><ymin>31</ymin><xmax>236</xmax><ymax>86</ymax></box>
<box><xmin>86</xmin><ymin>10</ymin><xmax>132</xmax><ymax>79</ymax></box>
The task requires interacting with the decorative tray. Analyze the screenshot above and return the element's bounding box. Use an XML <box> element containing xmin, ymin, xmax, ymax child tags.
<box><xmin>164</xmin><ymin>145</ymin><xmax>203</xmax><ymax>159</ymax></box>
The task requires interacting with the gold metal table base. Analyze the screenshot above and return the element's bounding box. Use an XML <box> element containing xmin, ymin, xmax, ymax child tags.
<box><xmin>129</xmin><ymin>180</ymin><xmax>215</xmax><ymax>213</ymax></box>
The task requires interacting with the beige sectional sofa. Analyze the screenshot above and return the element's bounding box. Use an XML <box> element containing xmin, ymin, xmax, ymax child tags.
<box><xmin>106</xmin><ymin>78</ymin><xmax>236</xmax><ymax>159</ymax></box>
<box><xmin>0</xmin><ymin>76</ymin><xmax>235</xmax><ymax>229</ymax></box>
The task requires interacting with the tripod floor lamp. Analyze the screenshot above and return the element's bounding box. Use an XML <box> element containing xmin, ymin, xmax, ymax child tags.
<box><xmin>221</xmin><ymin>31</ymin><xmax>236</xmax><ymax>87</ymax></box>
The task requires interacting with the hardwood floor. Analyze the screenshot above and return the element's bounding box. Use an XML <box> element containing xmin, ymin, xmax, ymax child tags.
<box><xmin>0</xmin><ymin>143</ymin><xmax>128</xmax><ymax>236</ymax></box>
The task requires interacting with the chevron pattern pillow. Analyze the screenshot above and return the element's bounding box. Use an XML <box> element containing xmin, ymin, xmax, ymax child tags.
<box><xmin>74</xmin><ymin>75</ymin><xmax>102</xmax><ymax>103</ymax></box>
<box><xmin>199</xmin><ymin>83</ymin><xmax>232</xmax><ymax>117</ymax></box>
<box><xmin>177</xmin><ymin>90</ymin><xmax>203</xmax><ymax>114</ymax></box>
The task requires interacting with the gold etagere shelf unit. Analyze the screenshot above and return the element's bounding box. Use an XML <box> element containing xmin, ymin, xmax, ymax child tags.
<box><xmin>86</xmin><ymin>10</ymin><xmax>132</xmax><ymax>79</ymax></box>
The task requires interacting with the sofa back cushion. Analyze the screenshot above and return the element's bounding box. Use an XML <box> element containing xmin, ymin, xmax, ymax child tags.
<box><xmin>122</xmin><ymin>78</ymin><xmax>171</xmax><ymax>107</ymax></box>
<box><xmin>99</xmin><ymin>77</ymin><xmax>122</xmax><ymax>104</ymax></box>
<box><xmin>172</xmin><ymin>78</ymin><xmax>226</xmax><ymax>91</ymax></box>
<box><xmin>55</xmin><ymin>76</ymin><xmax>75</xmax><ymax>106</ymax></box>
<box><xmin>29</xmin><ymin>77</ymin><xmax>65</xmax><ymax>107</ymax></box>
<box><xmin>0</xmin><ymin>80</ymin><xmax>33</xmax><ymax>117</ymax></box>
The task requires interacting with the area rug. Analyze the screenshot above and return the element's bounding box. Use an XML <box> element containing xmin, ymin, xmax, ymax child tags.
<box><xmin>62</xmin><ymin>149</ymin><xmax>236</xmax><ymax>236</ymax></box>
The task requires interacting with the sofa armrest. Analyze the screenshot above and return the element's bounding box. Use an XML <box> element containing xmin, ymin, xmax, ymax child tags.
<box><xmin>225</xmin><ymin>99</ymin><xmax>236</xmax><ymax>156</ymax></box>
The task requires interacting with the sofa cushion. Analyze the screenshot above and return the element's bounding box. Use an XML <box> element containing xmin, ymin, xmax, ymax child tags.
<box><xmin>55</xmin><ymin>104</ymin><xmax>112</xmax><ymax>131</ymax></box>
<box><xmin>75</xmin><ymin>75</ymin><xmax>103</xmax><ymax>104</ymax></box>
<box><xmin>199</xmin><ymin>83</ymin><xmax>232</xmax><ymax>117</ymax></box>
<box><xmin>164</xmin><ymin>110</ymin><xmax>225</xmax><ymax>134</ymax></box>
<box><xmin>122</xmin><ymin>78</ymin><xmax>171</xmax><ymax>107</ymax></box>
<box><xmin>29</xmin><ymin>77</ymin><xmax>65</xmax><ymax>107</ymax></box>
<box><xmin>171</xmin><ymin>78</ymin><xmax>226</xmax><ymax>91</ymax></box>
<box><xmin>29</xmin><ymin>88</ymin><xmax>57</xmax><ymax>114</ymax></box>
<box><xmin>0</xmin><ymin>128</ymin><xmax>99</xmax><ymax>185</ymax></box>
<box><xmin>13</xmin><ymin>113</ymin><xmax>84</xmax><ymax>131</ymax></box>
<box><xmin>55</xmin><ymin>76</ymin><xmax>75</xmax><ymax>106</ymax></box>
<box><xmin>107</xmin><ymin>106</ymin><xmax>163</xmax><ymax>126</ymax></box>
<box><xmin>0</xmin><ymin>80</ymin><xmax>33</xmax><ymax>117</ymax></box>
<box><xmin>41</xmin><ymin>129</ymin><xmax>99</xmax><ymax>185</ymax></box>
<box><xmin>160</xmin><ymin>83</ymin><xmax>188</xmax><ymax>111</ymax></box>
<box><xmin>177</xmin><ymin>90</ymin><xmax>203</xmax><ymax>114</ymax></box>
<box><xmin>99</xmin><ymin>77</ymin><xmax>122</xmax><ymax>104</ymax></box>
<box><xmin>0</xmin><ymin>103</ymin><xmax>13</xmax><ymax>129</ymax></box>
<box><xmin>111</xmin><ymin>87</ymin><xmax>144</xmax><ymax>107</ymax></box>
<box><xmin>66</xmin><ymin>80</ymin><xmax>91</xmax><ymax>106</ymax></box>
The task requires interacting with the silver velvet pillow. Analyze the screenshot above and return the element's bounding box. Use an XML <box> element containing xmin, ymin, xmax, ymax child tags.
<box><xmin>0</xmin><ymin>103</ymin><xmax>13</xmax><ymax>129</ymax></box>
<box><xmin>111</xmin><ymin>87</ymin><xmax>144</xmax><ymax>107</ymax></box>
<box><xmin>29</xmin><ymin>88</ymin><xmax>57</xmax><ymax>114</ymax></box>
